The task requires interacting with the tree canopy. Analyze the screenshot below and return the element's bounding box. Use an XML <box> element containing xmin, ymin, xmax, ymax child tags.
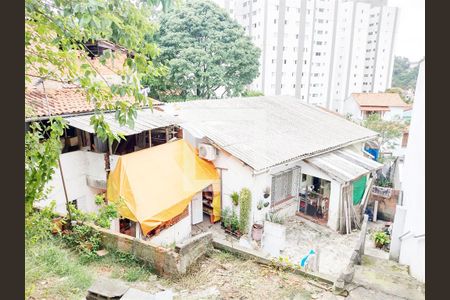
<box><xmin>25</xmin><ymin>0</ymin><xmax>165</xmax><ymax>142</ymax></box>
<box><xmin>362</xmin><ymin>114</ymin><xmax>407</xmax><ymax>151</ymax></box>
<box><xmin>392</xmin><ymin>56</ymin><xmax>420</xmax><ymax>91</ymax></box>
<box><xmin>152</xmin><ymin>0</ymin><xmax>261</xmax><ymax>100</ymax></box>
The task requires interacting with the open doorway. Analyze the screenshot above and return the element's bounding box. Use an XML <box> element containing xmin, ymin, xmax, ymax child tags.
<box><xmin>119</xmin><ymin>218</ymin><xmax>137</xmax><ymax>237</ymax></box>
<box><xmin>297</xmin><ymin>174</ymin><xmax>331</xmax><ymax>225</ymax></box>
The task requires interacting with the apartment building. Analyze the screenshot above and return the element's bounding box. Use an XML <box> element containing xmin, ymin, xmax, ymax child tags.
<box><xmin>331</xmin><ymin>0</ymin><xmax>398</xmax><ymax>112</ymax></box>
<box><xmin>213</xmin><ymin>0</ymin><xmax>397</xmax><ymax>111</ymax></box>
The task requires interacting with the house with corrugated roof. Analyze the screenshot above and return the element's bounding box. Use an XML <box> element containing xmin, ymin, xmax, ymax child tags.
<box><xmin>163</xmin><ymin>96</ymin><xmax>383</xmax><ymax>234</ymax></box>
<box><xmin>344</xmin><ymin>93</ymin><xmax>411</xmax><ymax>121</ymax></box>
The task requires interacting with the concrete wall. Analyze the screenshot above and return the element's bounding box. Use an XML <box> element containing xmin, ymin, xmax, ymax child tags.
<box><xmin>36</xmin><ymin>150</ymin><xmax>107</xmax><ymax>215</ymax></box>
<box><xmin>90</xmin><ymin>223</ymin><xmax>213</xmax><ymax>276</ymax></box>
<box><xmin>397</xmin><ymin>61</ymin><xmax>425</xmax><ymax>283</ymax></box>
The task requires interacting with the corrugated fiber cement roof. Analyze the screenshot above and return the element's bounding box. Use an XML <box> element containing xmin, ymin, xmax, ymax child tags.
<box><xmin>166</xmin><ymin>96</ymin><xmax>379</xmax><ymax>171</ymax></box>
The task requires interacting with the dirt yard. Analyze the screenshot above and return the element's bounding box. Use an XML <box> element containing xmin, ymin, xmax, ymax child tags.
<box><xmin>95</xmin><ymin>249</ymin><xmax>336</xmax><ymax>300</ymax></box>
<box><xmin>281</xmin><ymin>216</ymin><xmax>359</xmax><ymax>277</ymax></box>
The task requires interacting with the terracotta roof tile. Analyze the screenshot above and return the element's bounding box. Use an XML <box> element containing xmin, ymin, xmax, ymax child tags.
<box><xmin>351</xmin><ymin>93</ymin><xmax>409</xmax><ymax>108</ymax></box>
<box><xmin>25</xmin><ymin>87</ymin><xmax>163</xmax><ymax>119</ymax></box>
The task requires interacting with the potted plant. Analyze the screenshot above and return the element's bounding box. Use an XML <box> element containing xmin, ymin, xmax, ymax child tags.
<box><xmin>263</xmin><ymin>201</ymin><xmax>270</xmax><ymax>208</ymax></box>
<box><xmin>373</xmin><ymin>231</ymin><xmax>390</xmax><ymax>249</ymax></box>
<box><xmin>252</xmin><ymin>223</ymin><xmax>264</xmax><ymax>241</ymax></box>
<box><xmin>230</xmin><ymin>192</ymin><xmax>239</xmax><ymax>206</ymax></box>
<box><xmin>263</xmin><ymin>187</ymin><xmax>271</xmax><ymax>199</ymax></box>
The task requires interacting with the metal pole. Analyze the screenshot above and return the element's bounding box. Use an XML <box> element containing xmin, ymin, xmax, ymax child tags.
<box><xmin>58</xmin><ymin>158</ymin><xmax>72</xmax><ymax>223</ymax></box>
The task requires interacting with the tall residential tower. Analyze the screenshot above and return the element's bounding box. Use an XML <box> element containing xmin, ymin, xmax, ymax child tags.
<box><xmin>212</xmin><ymin>0</ymin><xmax>398</xmax><ymax>111</ymax></box>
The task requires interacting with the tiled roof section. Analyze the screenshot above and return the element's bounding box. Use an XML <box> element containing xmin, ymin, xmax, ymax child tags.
<box><xmin>25</xmin><ymin>87</ymin><xmax>163</xmax><ymax>119</ymax></box>
<box><xmin>25</xmin><ymin>88</ymin><xmax>95</xmax><ymax>118</ymax></box>
<box><xmin>352</xmin><ymin>93</ymin><xmax>409</xmax><ymax>108</ymax></box>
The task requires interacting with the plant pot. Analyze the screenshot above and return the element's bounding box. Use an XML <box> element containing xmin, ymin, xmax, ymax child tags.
<box><xmin>264</xmin><ymin>193</ymin><xmax>270</xmax><ymax>199</ymax></box>
<box><xmin>257</xmin><ymin>205</ymin><xmax>263</xmax><ymax>210</ymax></box>
<box><xmin>263</xmin><ymin>202</ymin><xmax>270</xmax><ymax>207</ymax></box>
<box><xmin>252</xmin><ymin>223</ymin><xmax>264</xmax><ymax>241</ymax></box>
<box><xmin>375</xmin><ymin>241</ymin><xmax>384</xmax><ymax>249</ymax></box>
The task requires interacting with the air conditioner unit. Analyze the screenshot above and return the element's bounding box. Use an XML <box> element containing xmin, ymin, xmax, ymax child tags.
<box><xmin>198</xmin><ymin>143</ymin><xmax>217</xmax><ymax>161</ymax></box>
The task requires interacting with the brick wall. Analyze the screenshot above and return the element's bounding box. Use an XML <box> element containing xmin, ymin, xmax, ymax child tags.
<box><xmin>87</xmin><ymin>224</ymin><xmax>212</xmax><ymax>276</ymax></box>
<box><xmin>368</xmin><ymin>188</ymin><xmax>400</xmax><ymax>221</ymax></box>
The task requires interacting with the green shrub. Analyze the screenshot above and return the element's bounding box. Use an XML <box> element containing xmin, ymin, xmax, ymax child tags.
<box><xmin>25</xmin><ymin>202</ymin><xmax>58</xmax><ymax>247</ymax></box>
<box><xmin>373</xmin><ymin>231</ymin><xmax>390</xmax><ymax>248</ymax></box>
<box><xmin>222</xmin><ymin>207</ymin><xmax>231</xmax><ymax>228</ymax></box>
<box><xmin>239</xmin><ymin>188</ymin><xmax>252</xmax><ymax>233</ymax></box>
<box><xmin>242</xmin><ymin>90</ymin><xmax>264</xmax><ymax>97</ymax></box>
<box><xmin>230</xmin><ymin>210</ymin><xmax>239</xmax><ymax>232</ymax></box>
<box><xmin>62</xmin><ymin>224</ymin><xmax>102</xmax><ymax>263</ymax></box>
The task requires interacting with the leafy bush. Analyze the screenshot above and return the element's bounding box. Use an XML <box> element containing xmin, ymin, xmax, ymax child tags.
<box><xmin>373</xmin><ymin>231</ymin><xmax>390</xmax><ymax>248</ymax></box>
<box><xmin>62</xmin><ymin>224</ymin><xmax>102</xmax><ymax>263</ymax></box>
<box><xmin>25</xmin><ymin>202</ymin><xmax>58</xmax><ymax>247</ymax></box>
<box><xmin>239</xmin><ymin>188</ymin><xmax>252</xmax><ymax>233</ymax></box>
<box><xmin>221</xmin><ymin>207</ymin><xmax>231</xmax><ymax>228</ymax></box>
<box><xmin>376</xmin><ymin>176</ymin><xmax>393</xmax><ymax>188</ymax></box>
<box><xmin>230</xmin><ymin>210</ymin><xmax>239</xmax><ymax>232</ymax></box>
<box><xmin>25</xmin><ymin>118</ymin><xmax>67</xmax><ymax>215</ymax></box>
<box><xmin>242</xmin><ymin>90</ymin><xmax>264</xmax><ymax>97</ymax></box>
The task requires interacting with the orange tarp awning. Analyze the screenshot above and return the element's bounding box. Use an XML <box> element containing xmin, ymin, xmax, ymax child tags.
<box><xmin>107</xmin><ymin>139</ymin><xmax>220</xmax><ymax>235</ymax></box>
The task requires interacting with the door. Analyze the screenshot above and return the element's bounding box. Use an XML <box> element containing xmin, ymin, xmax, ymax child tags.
<box><xmin>191</xmin><ymin>192</ymin><xmax>203</xmax><ymax>225</ymax></box>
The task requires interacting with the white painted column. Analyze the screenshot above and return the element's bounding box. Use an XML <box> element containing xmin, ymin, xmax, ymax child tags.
<box><xmin>389</xmin><ymin>205</ymin><xmax>407</xmax><ymax>262</ymax></box>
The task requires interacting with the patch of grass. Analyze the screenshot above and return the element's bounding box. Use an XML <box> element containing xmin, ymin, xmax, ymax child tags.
<box><xmin>211</xmin><ymin>249</ymin><xmax>236</xmax><ymax>263</ymax></box>
<box><xmin>25</xmin><ymin>238</ymin><xmax>93</xmax><ymax>300</ymax></box>
<box><xmin>92</xmin><ymin>249</ymin><xmax>155</xmax><ymax>282</ymax></box>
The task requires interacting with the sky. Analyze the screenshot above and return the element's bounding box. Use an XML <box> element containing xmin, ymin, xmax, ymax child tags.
<box><xmin>388</xmin><ymin>0</ymin><xmax>425</xmax><ymax>62</ymax></box>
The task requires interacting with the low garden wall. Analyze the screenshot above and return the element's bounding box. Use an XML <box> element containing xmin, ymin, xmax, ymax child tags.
<box><xmin>87</xmin><ymin>224</ymin><xmax>213</xmax><ymax>277</ymax></box>
<box><xmin>334</xmin><ymin>214</ymin><xmax>369</xmax><ymax>291</ymax></box>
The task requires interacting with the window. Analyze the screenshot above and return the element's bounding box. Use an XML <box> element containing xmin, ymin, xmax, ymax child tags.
<box><xmin>274</xmin><ymin>19</ymin><xmax>277</xmax><ymax>24</ymax></box>
<box><xmin>271</xmin><ymin>170</ymin><xmax>294</xmax><ymax>205</ymax></box>
<box><xmin>284</xmin><ymin>59</ymin><xmax>287</xmax><ymax>64</ymax></box>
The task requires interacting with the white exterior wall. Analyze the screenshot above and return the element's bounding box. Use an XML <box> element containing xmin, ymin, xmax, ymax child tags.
<box><xmin>149</xmin><ymin>203</ymin><xmax>192</xmax><ymax>246</ymax></box>
<box><xmin>36</xmin><ymin>150</ymin><xmax>108</xmax><ymax>215</ymax></box>
<box><xmin>397</xmin><ymin>61</ymin><xmax>425</xmax><ymax>282</ymax></box>
<box><xmin>343</xmin><ymin>95</ymin><xmax>363</xmax><ymax>119</ymax></box>
<box><xmin>383</xmin><ymin>106</ymin><xmax>404</xmax><ymax>121</ymax></box>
